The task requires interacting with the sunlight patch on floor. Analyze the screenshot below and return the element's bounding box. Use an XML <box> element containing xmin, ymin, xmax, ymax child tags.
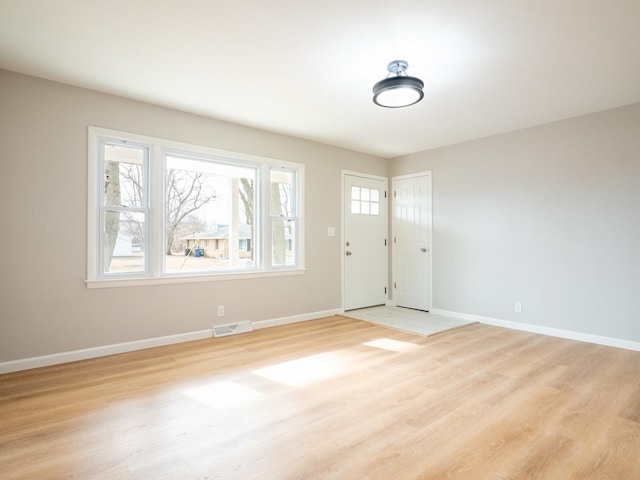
<box><xmin>363</xmin><ymin>338</ymin><xmax>419</xmax><ymax>353</ymax></box>
<box><xmin>253</xmin><ymin>352</ymin><xmax>348</xmax><ymax>387</ymax></box>
<box><xmin>182</xmin><ymin>380</ymin><xmax>266</xmax><ymax>409</ymax></box>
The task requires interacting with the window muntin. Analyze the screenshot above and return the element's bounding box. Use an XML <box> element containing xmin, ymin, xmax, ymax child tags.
<box><xmin>350</xmin><ymin>186</ymin><xmax>380</xmax><ymax>216</ymax></box>
<box><xmin>89</xmin><ymin>128</ymin><xmax>304</xmax><ymax>285</ymax></box>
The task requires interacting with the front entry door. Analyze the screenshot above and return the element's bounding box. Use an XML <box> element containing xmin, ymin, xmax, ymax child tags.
<box><xmin>343</xmin><ymin>173</ymin><xmax>388</xmax><ymax>311</ymax></box>
<box><xmin>393</xmin><ymin>173</ymin><xmax>431</xmax><ymax>311</ymax></box>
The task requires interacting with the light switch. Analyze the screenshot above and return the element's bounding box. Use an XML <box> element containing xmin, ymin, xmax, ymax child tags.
<box><xmin>327</xmin><ymin>226</ymin><xmax>336</xmax><ymax>237</ymax></box>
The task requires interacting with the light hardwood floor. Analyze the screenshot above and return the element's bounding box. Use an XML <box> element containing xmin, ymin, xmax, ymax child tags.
<box><xmin>1</xmin><ymin>316</ymin><xmax>640</xmax><ymax>479</ymax></box>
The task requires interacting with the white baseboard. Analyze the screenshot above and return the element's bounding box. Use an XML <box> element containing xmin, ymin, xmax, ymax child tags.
<box><xmin>252</xmin><ymin>308</ymin><xmax>342</xmax><ymax>330</ymax></box>
<box><xmin>0</xmin><ymin>309</ymin><xmax>342</xmax><ymax>374</ymax></box>
<box><xmin>0</xmin><ymin>329</ymin><xmax>213</xmax><ymax>375</ymax></box>
<box><xmin>430</xmin><ymin>308</ymin><xmax>640</xmax><ymax>352</ymax></box>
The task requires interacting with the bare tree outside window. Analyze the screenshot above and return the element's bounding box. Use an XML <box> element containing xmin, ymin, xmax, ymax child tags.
<box><xmin>271</xmin><ymin>169</ymin><xmax>295</xmax><ymax>266</ymax></box>
<box><xmin>239</xmin><ymin>178</ymin><xmax>255</xmax><ymax>260</ymax></box>
<box><xmin>103</xmin><ymin>143</ymin><xmax>145</xmax><ymax>273</ymax></box>
<box><xmin>119</xmin><ymin>162</ymin><xmax>144</xmax><ymax>254</ymax></box>
<box><xmin>104</xmin><ymin>160</ymin><xmax>121</xmax><ymax>271</ymax></box>
<box><xmin>102</xmin><ymin>146</ymin><xmax>220</xmax><ymax>270</ymax></box>
<box><xmin>239</xmin><ymin>178</ymin><xmax>254</xmax><ymax>225</ymax></box>
<box><xmin>165</xmin><ymin>169</ymin><xmax>217</xmax><ymax>255</ymax></box>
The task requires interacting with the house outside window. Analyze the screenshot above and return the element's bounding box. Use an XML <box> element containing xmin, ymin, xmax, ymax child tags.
<box><xmin>87</xmin><ymin>127</ymin><xmax>304</xmax><ymax>287</ymax></box>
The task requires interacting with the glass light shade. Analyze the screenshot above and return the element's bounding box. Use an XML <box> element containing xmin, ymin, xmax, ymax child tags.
<box><xmin>372</xmin><ymin>76</ymin><xmax>424</xmax><ymax>108</ymax></box>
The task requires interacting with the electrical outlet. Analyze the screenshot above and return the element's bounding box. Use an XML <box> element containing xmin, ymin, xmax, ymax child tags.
<box><xmin>217</xmin><ymin>305</ymin><xmax>225</xmax><ymax>317</ymax></box>
<box><xmin>514</xmin><ymin>301</ymin><xmax>522</xmax><ymax>313</ymax></box>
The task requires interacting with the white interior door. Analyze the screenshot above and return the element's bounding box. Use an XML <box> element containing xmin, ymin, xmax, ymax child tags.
<box><xmin>343</xmin><ymin>173</ymin><xmax>388</xmax><ymax>311</ymax></box>
<box><xmin>393</xmin><ymin>173</ymin><xmax>431</xmax><ymax>311</ymax></box>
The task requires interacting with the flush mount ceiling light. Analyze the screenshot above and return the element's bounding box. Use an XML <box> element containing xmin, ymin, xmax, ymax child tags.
<box><xmin>373</xmin><ymin>60</ymin><xmax>424</xmax><ymax>108</ymax></box>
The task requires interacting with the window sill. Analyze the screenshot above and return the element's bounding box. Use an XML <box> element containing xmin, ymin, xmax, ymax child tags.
<box><xmin>86</xmin><ymin>268</ymin><xmax>306</xmax><ymax>289</ymax></box>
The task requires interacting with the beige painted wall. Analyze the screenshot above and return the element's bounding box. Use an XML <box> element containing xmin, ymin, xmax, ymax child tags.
<box><xmin>390</xmin><ymin>103</ymin><xmax>640</xmax><ymax>342</ymax></box>
<box><xmin>0</xmin><ymin>69</ymin><xmax>387</xmax><ymax>362</ymax></box>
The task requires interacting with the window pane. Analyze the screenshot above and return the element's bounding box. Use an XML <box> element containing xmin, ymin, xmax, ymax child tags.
<box><xmin>370</xmin><ymin>203</ymin><xmax>380</xmax><ymax>215</ymax></box>
<box><xmin>271</xmin><ymin>169</ymin><xmax>294</xmax><ymax>216</ymax></box>
<box><xmin>104</xmin><ymin>211</ymin><xmax>145</xmax><ymax>273</ymax></box>
<box><xmin>351</xmin><ymin>200</ymin><xmax>360</xmax><ymax>214</ymax></box>
<box><xmin>165</xmin><ymin>155</ymin><xmax>256</xmax><ymax>273</ymax></box>
<box><xmin>371</xmin><ymin>189</ymin><xmax>380</xmax><ymax>202</ymax></box>
<box><xmin>272</xmin><ymin>219</ymin><xmax>296</xmax><ymax>267</ymax></box>
<box><xmin>361</xmin><ymin>201</ymin><xmax>370</xmax><ymax>215</ymax></box>
<box><xmin>361</xmin><ymin>188</ymin><xmax>370</xmax><ymax>201</ymax></box>
<box><xmin>103</xmin><ymin>144</ymin><xmax>145</xmax><ymax>208</ymax></box>
<box><xmin>351</xmin><ymin>186</ymin><xmax>360</xmax><ymax>200</ymax></box>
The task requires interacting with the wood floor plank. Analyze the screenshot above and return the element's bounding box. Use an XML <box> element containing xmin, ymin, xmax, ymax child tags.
<box><xmin>1</xmin><ymin>315</ymin><xmax>640</xmax><ymax>479</ymax></box>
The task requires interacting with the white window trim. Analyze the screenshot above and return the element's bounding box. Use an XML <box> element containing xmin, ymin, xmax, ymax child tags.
<box><xmin>87</xmin><ymin>126</ymin><xmax>305</xmax><ymax>288</ymax></box>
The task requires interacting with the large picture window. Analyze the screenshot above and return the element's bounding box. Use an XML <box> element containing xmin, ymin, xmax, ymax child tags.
<box><xmin>88</xmin><ymin>127</ymin><xmax>304</xmax><ymax>287</ymax></box>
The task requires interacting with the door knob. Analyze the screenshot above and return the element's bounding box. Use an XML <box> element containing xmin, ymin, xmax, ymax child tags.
<box><xmin>421</xmin><ymin>248</ymin><xmax>427</xmax><ymax>252</ymax></box>
<box><xmin>346</xmin><ymin>251</ymin><xmax>352</xmax><ymax>256</ymax></box>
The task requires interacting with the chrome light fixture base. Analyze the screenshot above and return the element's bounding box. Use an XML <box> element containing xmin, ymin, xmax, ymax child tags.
<box><xmin>373</xmin><ymin>60</ymin><xmax>424</xmax><ymax>108</ymax></box>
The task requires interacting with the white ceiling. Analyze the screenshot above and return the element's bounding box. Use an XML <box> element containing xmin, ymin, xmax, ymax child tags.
<box><xmin>1</xmin><ymin>0</ymin><xmax>640</xmax><ymax>158</ymax></box>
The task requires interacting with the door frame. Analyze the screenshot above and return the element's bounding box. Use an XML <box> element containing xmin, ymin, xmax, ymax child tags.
<box><xmin>391</xmin><ymin>171</ymin><xmax>433</xmax><ymax>311</ymax></box>
<box><xmin>341</xmin><ymin>170</ymin><xmax>389</xmax><ymax>311</ymax></box>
